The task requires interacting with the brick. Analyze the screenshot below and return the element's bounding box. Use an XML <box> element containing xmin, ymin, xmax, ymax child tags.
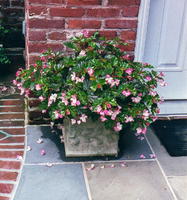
<box><xmin>48</xmin><ymin>32</ymin><xmax>66</xmax><ymax>40</ymax></box>
<box><xmin>29</xmin><ymin>0</ymin><xmax>47</xmax><ymax>3</ymax></box>
<box><xmin>108</xmin><ymin>0</ymin><xmax>139</xmax><ymax>6</ymax></box>
<box><xmin>0</xmin><ymin>161</ymin><xmax>21</xmax><ymax>170</ymax></box>
<box><xmin>0</xmin><ymin>145</ymin><xmax>24</xmax><ymax>149</ymax></box>
<box><xmin>28</xmin><ymin>99</ymin><xmax>40</xmax><ymax>107</ymax></box>
<box><xmin>0</xmin><ymin>100</ymin><xmax>24</xmax><ymax>106</ymax></box>
<box><xmin>105</xmin><ymin>19</ymin><xmax>138</xmax><ymax>29</ymax></box>
<box><xmin>0</xmin><ymin>171</ymin><xmax>18</xmax><ymax>181</ymax></box>
<box><xmin>0</xmin><ymin>151</ymin><xmax>24</xmax><ymax>159</ymax></box>
<box><xmin>0</xmin><ymin>128</ymin><xmax>25</xmax><ymax>135</ymax></box>
<box><xmin>68</xmin><ymin>20</ymin><xmax>101</xmax><ymax>29</ymax></box>
<box><xmin>0</xmin><ymin>136</ymin><xmax>25</xmax><ymax>143</ymax></box>
<box><xmin>28</xmin><ymin>44</ymin><xmax>63</xmax><ymax>53</ymax></box>
<box><xmin>122</xmin><ymin>6</ymin><xmax>139</xmax><ymax>17</ymax></box>
<box><xmin>86</xmin><ymin>8</ymin><xmax>119</xmax><ymax>18</ymax></box>
<box><xmin>88</xmin><ymin>30</ymin><xmax>117</xmax><ymax>38</ymax></box>
<box><xmin>29</xmin><ymin>55</ymin><xmax>41</xmax><ymax>65</ymax></box>
<box><xmin>0</xmin><ymin>121</ymin><xmax>24</xmax><ymax>127</ymax></box>
<box><xmin>11</xmin><ymin>0</ymin><xmax>24</xmax><ymax>6</ymax></box>
<box><xmin>29</xmin><ymin>110</ymin><xmax>50</xmax><ymax>118</ymax></box>
<box><xmin>67</xmin><ymin>0</ymin><xmax>101</xmax><ymax>5</ymax></box>
<box><xmin>0</xmin><ymin>0</ymin><xmax>9</xmax><ymax>6</ymax></box>
<box><xmin>0</xmin><ymin>196</ymin><xmax>10</xmax><ymax>200</ymax></box>
<box><xmin>0</xmin><ymin>106</ymin><xmax>24</xmax><ymax>112</ymax></box>
<box><xmin>29</xmin><ymin>6</ymin><xmax>48</xmax><ymax>16</ymax></box>
<box><xmin>29</xmin><ymin>31</ymin><xmax>46</xmax><ymax>41</ymax></box>
<box><xmin>50</xmin><ymin>7</ymin><xmax>84</xmax><ymax>17</ymax></box>
<box><xmin>29</xmin><ymin>19</ymin><xmax>64</xmax><ymax>29</ymax></box>
<box><xmin>50</xmin><ymin>0</ymin><xmax>64</xmax><ymax>4</ymax></box>
<box><xmin>121</xmin><ymin>31</ymin><xmax>137</xmax><ymax>40</ymax></box>
<box><xmin>3</xmin><ymin>8</ymin><xmax>24</xmax><ymax>16</ymax></box>
<box><xmin>0</xmin><ymin>113</ymin><xmax>25</xmax><ymax>120</ymax></box>
<box><xmin>0</xmin><ymin>183</ymin><xmax>14</xmax><ymax>194</ymax></box>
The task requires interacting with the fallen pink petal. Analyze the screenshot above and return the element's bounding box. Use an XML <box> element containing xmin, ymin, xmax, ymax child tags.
<box><xmin>27</xmin><ymin>145</ymin><xmax>32</xmax><ymax>151</ymax></box>
<box><xmin>138</xmin><ymin>136</ymin><xmax>145</xmax><ymax>140</ymax></box>
<box><xmin>101</xmin><ymin>165</ymin><xmax>107</xmax><ymax>169</ymax></box>
<box><xmin>86</xmin><ymin>164</ymin><xmax>95</xmax><ymax>171</ymax></box>
<box><xmin>149</xmin><ymin>154</ymin><xmax>156</xmax><ymax>158</ymax></box>
<box><xmin>121</xmin><ymin>161</ymin><xmax>126</xmax><ymax>167</ymax></box>
<box><xmin>140</xmin><ymin>154</ymin><xmax>145</xmax><ymax>159</ymax></box>
<box><xmin>16</xmin><ymin>155</ymin><xmax>23</xmax><ymax>160</ymax></box>
<box><xmin>36</xmin><ymin>138</ymin><xmax>43</xmax><ymax>144</ymax></box>
<box><xmin>41</xmin><ymin>149</ymin><xmax>46</xmax><ymax>155</ymax></box>
<box><xmin>110</xmin><ymin>164</ymin><xmax>115</xmax><ymax>168</ymax></box>
<box><xmin>46</xmin><ymin>163</ymin><xmax>53</xmax><ymax>167</ymax></box>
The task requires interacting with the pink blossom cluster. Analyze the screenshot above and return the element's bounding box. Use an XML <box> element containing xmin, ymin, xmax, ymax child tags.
<box><xmin>105</xmin><ymin>75</ymin><xmax>120</xmax><ymax>88</ymax></box>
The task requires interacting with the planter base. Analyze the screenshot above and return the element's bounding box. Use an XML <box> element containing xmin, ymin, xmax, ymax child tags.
<box><xmin>62</xmin><ymin>117</ymin><xmax>119</xmax><ymax>157</ymax></box>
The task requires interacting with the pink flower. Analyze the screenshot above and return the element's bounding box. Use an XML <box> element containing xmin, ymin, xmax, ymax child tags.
<box><xmin>42</xmin><ymin>110</ymin><xmax>46</xmax><ymax>113</ymax></box>
<box><xmin>105</xmin><ymin>75</ymin><xmax>113</xmax><ymax>84</ymax></box>
<box><xmin>35</xmin><ymin>84</ymin><xmax>41</xmax><ymax>91</ymax></box>
<box><xmin>146</xmin><ymin>76</ymin><xmax>152</xmax><ymax>81</ymax></box>
<box><xmin>125</xmin><ymin>68</ymin><xmax>133</xmax><ymax>75</ymax></box>
<box><xmin>160</xmin><ymin>80</ymin><xmax>168</xmax><ymax>87</ymax></box>
<box><xmin>13</xmin><ymin>79</ymin><xmax>17</xmax><ymax>85</ymax></box>
<box><xmin>136</xmin><ymin>127</ymin><xmax>142</xmax><ymax>134</ymax></box>
<box><xmin>100</xmin><ymin>116</ymin><xmax>107</xmax><ymax>122</ymax></box>
<box><xmin>143</xmin><ymin>109</ymin><xmax>149</xmax><ymax>120</ymax></box>
<box><xmin>71</xmin><ymin>72</ymin><xmax>76</xmax><ymax>81</ymax></box>
<box><xmin>150</xmin><ymin>91</ymin><xmax>157</xmax><ymax>97</ymax></box>
<box><xmin>95</xmin><ymin>106</ymin><xmax>102</xmax><ymax>113</ymax></box>
<box><xmin>80</xmin><ymin>114</ymin><xmax>87</xmax><ymax>122</ymax></box>
<box><xmin>122</xmin><ymin>90</ymin><xmax>131</xmax><ymax>97</ymax></box>
<box><xmin>39</xmin><ymin>95</ymin><xmax>44</xmax><ymax>102</ymax></box>
<box><xmin>123</xmin><ymin>54</ymin><xmax>130</xmax><ymax>60</ymax></box>
<box><xmin>107</xmin><ymin>103</ymin><xmax>111</xmax><ymax>108</ymax></box>
<box><xmin>115</xmin><ymin>79</ymin><xmax>120</xmax><ymax>86</ymax></box>
<box><xmin>114</xmin><ymin>122</ymin><xmax>122</xmax><ymax>132</ymax></box>
<box><xmin>71</xmin><ymin>119</ymin><xmax>76</xmax><ymax>125</ymax></box>
<box><xmin>83</xmin><ymin>30</ymin><xmax>89</xmax><ymax>38</ymax></box>
<box><xmin>142</xmin><ymin>127</ymin><xmax>147</xmax><ymax>134</ymax></box>
<box><xmin>77</xmin><ymin>120</ymin><xmax>81</xmax><ymax>125</ymax></box>
<box><xmin>159</xmin><ymin>71</ymin><xmax>165</xmax><ymax>76</ymax></box>
<box><xmin>79</xmin><ymin>50</ymin><xmax>86</xmax><ymax>56</ymax></box>
<box><xmin>76</xmin><ymin>100</ymin><xmax>80</xmax><ymax>106</ymax></box>
<box><xmin>125</xmin><ymin>115</ymin><xmax>134</xmax><ymax>123</ymax></box>
<box><xmin>70</xmin><ymin>95</ymin><xmax>77</xmax><ymax>106</ymax></box>
<box><xmin>131</xmin><ymin>96</ymin><xmax>141</xmax><ymax>103</ymax></box>
<box><xmin>16</xmin><ymin>70</ymin><xmax>21</xmax><ymax>77</ymax></box>
<box><xmin>87</xmin><ymin>68</ymin><xmax>94</xmax><ymax>76</ymax></box>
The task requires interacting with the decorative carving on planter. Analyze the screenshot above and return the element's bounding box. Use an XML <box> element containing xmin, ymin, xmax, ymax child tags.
<box><xmin>62</xmin><ymin>117</ymin><xmax>119</xmax><ymax>157</ymax></box>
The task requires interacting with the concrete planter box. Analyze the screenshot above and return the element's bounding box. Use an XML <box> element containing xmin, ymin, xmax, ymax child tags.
<box><xmin>62</xmin><ymin>117</ymin><xmax>119</xmax><ymax>157</ymax></box>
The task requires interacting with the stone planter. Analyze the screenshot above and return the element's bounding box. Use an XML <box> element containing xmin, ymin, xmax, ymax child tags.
<box><xmin>62</xmin><ymin>117</ymin><xmax>119</xmax><ymax>157</ymax></box>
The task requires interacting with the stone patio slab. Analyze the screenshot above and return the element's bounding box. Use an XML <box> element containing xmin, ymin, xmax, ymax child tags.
<box><xmin>14</xmin><ymin>164</ymin><xmax>89</xmax><ymax>200</ymax></box>
<box><xmin>168</xmin><ymin>176</ymin><xmax>187</xmax><ymax>200</ymax></box>
<box><xmin>84</xmin><ymin>161</ymin><xmax>174</xmax><ymax>200</ymax></box>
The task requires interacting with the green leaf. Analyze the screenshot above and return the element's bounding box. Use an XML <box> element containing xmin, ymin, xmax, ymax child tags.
<box><xmin>78</xmin><ymin>91</ymin><xmax>88</xmax><ymax>105</ymax></box>
<box><xmin>90</xmin><ymin>80</ymin><xmax>98</xmax><ymax>92</ymax></box>
<box><xmin>92</xmin><ymin>97</ymin><xmax>103</xmax><ymax>111</ymax></box>
<box><xmin>101</xmin><ymin>67</ymin><xmax>113</xmax><ymax>76</ymax></box>
<box><xmin>105</xmin><ymin>119</ymin><xmax>114</xmax><ymax>130</ymax></box>
<box><xmin>36</xmin><ymin>60</ymin><xmax>42</xmax><ymax>66</ymax></box>
<box><xmin>111</xmin><ymin>56</ymin><xmax>118</xmax><ymax>66</ymax></box>
<box><xmin>30</xmin><ymin>82</ymin><xmax>35</xmax><ymax>91</ymax></box>
<box><xmin>39</xmin><ymin>99</ymin><xmax>48</xmax><ymax>110</ymax></box>
<box><xmin>95</xmin><ymin>69</ymin><xmax>103</xmax><ymax>78</ymax></box>
<box><xmin>64</xmin><ymin>42</ymin><xmax>76</xmax><ymax>50</ymax></box>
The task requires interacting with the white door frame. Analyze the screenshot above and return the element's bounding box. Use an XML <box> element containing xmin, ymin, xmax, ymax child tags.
<box><xmin>134</xmin><ymin>0</ymin><xmax>151</xmax><ymax>62</ymax></box>
<box><xmin>134</xmin><ymin>0</ymin><xmax>187</xmax><ymax>117</ymax></box>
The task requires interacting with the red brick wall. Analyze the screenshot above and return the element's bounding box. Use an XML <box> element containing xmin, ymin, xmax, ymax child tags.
<box><xmin>25</xmin><ymin>0</ymin><xmax>141</xmax><ymax>66</ymax></box>
<box><xmin>25</xmin><ymin>0</ymin><xmax>141</xmax><ymax>124</ymax></box>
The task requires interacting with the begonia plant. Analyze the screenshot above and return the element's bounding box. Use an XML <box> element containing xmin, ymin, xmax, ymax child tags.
<box><xmin>14</xmin><ymin>31</ymin><xmax>167</xmax><ymax>135</ymax></box>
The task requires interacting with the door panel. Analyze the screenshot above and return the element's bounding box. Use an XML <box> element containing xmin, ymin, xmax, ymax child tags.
<box><xmin>143</xmin><ymin>0</ymin><xmax>187</xmax><ymax>100</ymax></box>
